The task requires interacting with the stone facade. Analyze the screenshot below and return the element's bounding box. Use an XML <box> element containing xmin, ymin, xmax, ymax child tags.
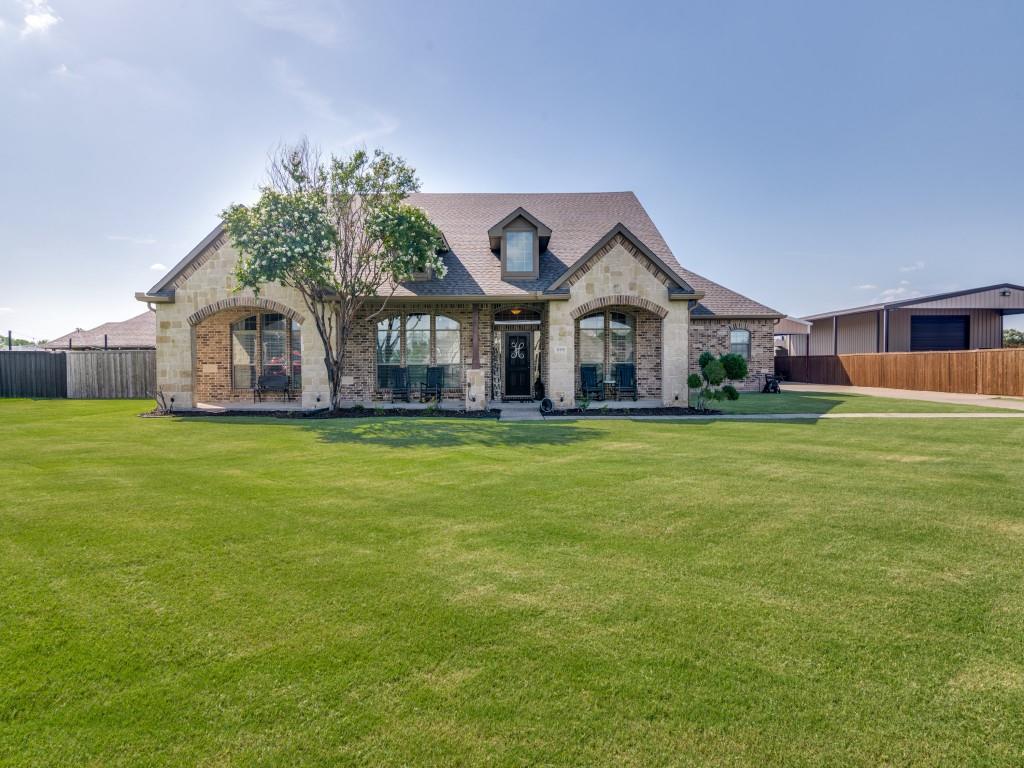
<box><xmin>549</xmin><ymin>234</ymin><xmax>691</xmax><ymax>407</ymax></box>
<box><xmin>688</xmin><ymin>318</ymin><xmax>776</xmax><ymax>391</ymax></box>
<box><xmin>151</xmin><ymin>229</ymin><xmax>775</xmax><ymax>409</ymax></box>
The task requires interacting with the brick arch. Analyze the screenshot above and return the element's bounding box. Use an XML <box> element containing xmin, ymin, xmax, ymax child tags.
<box><xmin>570</xmin><ymin>294</ymin><xmax>668</xmax><ymax>320</ymax></box>
<box><xmin>187</xmin><ymin>297</ymin><xmax>305</xmax><ymax>326</ymax></box>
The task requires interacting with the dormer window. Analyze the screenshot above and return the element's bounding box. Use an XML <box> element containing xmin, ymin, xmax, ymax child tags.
<box><xmin>505</xmin><ymin>230</ymin><xmax>535</xmax><ymax>274</ymax></box>
<box><xmin>488</xmin><ymin>207</ymin><xmax>551</xmax><ymax>281</ymax></box>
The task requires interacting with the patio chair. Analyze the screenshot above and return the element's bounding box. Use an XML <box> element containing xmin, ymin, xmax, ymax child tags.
<box><xmin>254</xmin><ymin>373</ymin><xmax>291</xmax><ymax>403</ymax></box>
<box><xmin>390</xmin><ymin>367</ymin><xmax>410</xmax><ymax>403</ymax></box>
<box><xmin>762</xmin><ymin>373</ymin><xmax>782</xmax><ymax>394</ymax></box>
<box><xmin>612</xmin><ymin>363</ymin><xmax>637</xmax><ymax>401</ymax></box>
<box><xmin>580</xmin><ymin>364</ymin><xmax>604</xmax><ymax>401</ymax></box>
<box><xmin>420</xmin><ymin>366</ymin><xmax>444</xmax><ymax>402</ymax></box>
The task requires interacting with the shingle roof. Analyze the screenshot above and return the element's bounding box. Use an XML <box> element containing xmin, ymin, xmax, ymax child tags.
<box><xmin>398</xmin><ymin>192</ymin><xmax>781</xmax><ymax>317</ymax></box>
<box><xmin>44</xmin><ymin>310</ymin><xmax>156</xmax><ymax>350</ymax></box>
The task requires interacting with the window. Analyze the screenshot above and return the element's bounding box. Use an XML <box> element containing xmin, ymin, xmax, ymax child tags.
<box><xmin>231</xmin><ymin>316</ymin><xmax>258</xmax><ymax>388</ymax></box>
<box><xmin>579</xmin><ymin>313</ymin><xmax>606</xmax><ymax>381</ymax></box>
<box><xmin>261</xmin><ymin>314</ymin><xmax>289</xmax><ymax>377</ymax></box>
<box><xmin>579</xmin><ymin>310</ymin><xmax>636</xmax><ymax>384</ymax></box>
<box><xmin>376</xmin><ymin>312</ymin><xmax>463</xmax><ymax>391</ymax></box>
<box><xmin>609</xmin><ymin>312</ymin><xmax>635</xmax><ymax>368</ymax></box>
<box><xmin>730</xmin><ymin>329</ymin><xmax>751</xmax><ymax>360</ymax></box>
<box><xmin>505</xmin><ymin>230</ymin><xmax>534</xmax><ymax>274</ymax></box>
<box><xmin>231</xmin><ymin>312</ymin><xmax>302</xmax><ymax>389</ymax></box>
<box><xmin>434</xmin><ymin>315</ymin><xmax>461</xmax><ymax>382</ymax></box>
<box><xmin>405</xmin><ymin>313</ymin><xmax>430</xmax><ymax>387</ymax></box>
<box><xmin>376</xmin><ymin>316</ymin><xmax>401</xmax><ymax>388</ymax></box>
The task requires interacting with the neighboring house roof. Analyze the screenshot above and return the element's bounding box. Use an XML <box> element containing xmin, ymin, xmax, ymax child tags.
<box><xmin>140</xmin><ymin>191</ymin><xmax>782</xmax><ymax>319</ymax></box>
<box><xmin>1</xmin><ymin>344</ymin><xmax>46</xmax><ymax>352</ymax></box>
<box><xmin>775</xmin><ymin>316</ymin><xmax>812</xmax><ymax>335</ymax></box>
<box><xmin>802</xmin><ymin>283</ymin><xmax>1024</xmax><ymax>321</ymax></box>
<box><xmin>44</xmin><ymin>310</ymin><xmax>156</xmax><ymax>350</ymax></box>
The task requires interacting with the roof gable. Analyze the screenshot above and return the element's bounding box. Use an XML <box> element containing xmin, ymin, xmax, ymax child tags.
<box><xmin>487</xmin><ymin>207</ymin><xmax>552</xmax><ymax>252</ymax></box>
<box><xmin>546</xmin><ymin>223</ymin><xmax>695</xmax><ymax>294</ymax></box>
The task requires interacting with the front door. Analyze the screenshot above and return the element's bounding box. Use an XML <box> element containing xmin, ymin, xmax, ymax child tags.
<box><xmin>505</xmin><ymin>333</ymin><xmax>531</xmax><ymax>398</ymax></box>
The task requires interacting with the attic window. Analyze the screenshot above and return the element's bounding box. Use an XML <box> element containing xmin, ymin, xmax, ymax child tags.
<box><xmin>506</xmin><ymin>231</ymin><xmax>533</xmax><ymax>273</ymax></box>
<box><xmin>489</xmin><ymin>208</ymin><xmax>549</xmax><ymax>281</ymax></box>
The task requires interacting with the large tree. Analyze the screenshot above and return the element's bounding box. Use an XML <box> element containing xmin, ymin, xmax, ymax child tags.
<box><xmin>222</xmin><ymin>141</ymin><xmax>445</xmax><ymax>410</ymax></box>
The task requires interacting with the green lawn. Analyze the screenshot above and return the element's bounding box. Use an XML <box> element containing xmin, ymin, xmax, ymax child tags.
<box><xmin>2</xmin><ymin>400</ymin><xmax>1024</xmax><ymax>766</ymax></box>
<box><xmin>692</xmin><ymin>389</ymin><xmax>1011</xmax><ymax>414</ymax></box>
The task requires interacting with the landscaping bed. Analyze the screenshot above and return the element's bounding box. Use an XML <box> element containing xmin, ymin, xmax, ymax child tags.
<box><xmin>150</xmin><ymin>406</ymin><xmax>501</xmax><ymax>419</ymax></box>
<box><xmin>547</xmin><ymin>405</ymin><xmax>718</xmax><ymax>417</ymax></box>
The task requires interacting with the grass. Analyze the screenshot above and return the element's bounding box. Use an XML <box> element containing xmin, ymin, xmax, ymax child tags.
<box><xmin>691</xmin><ymin>389</ymin><xmax>1012</xmax><ymax>414</ymax></box>
<box><xmin>2</xmin><ymin>399</ymin><xmax>1024</xmax><ymax>766</ymax></box>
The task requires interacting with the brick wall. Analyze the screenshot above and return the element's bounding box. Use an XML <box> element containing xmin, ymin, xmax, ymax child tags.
<box><xmin>688</xmin><ymin>318</ymin><xmax>775</xmax><ymax>391</ymax></box>
<box><xmin>339</xmin><ymin>302</ymin><xmax>490</xmax><ymax>402</ymax></box>
<box><xmin>572</xmin><ymin>306</ymin><xmax>663</xmax><ymax>399</ymax></box>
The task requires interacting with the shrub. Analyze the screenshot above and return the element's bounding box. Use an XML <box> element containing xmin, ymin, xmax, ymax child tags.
<box><xmin>690</xmin><ymin>350</ymin><xmax>748</xmax><ymax>411</ymax></box>
<box><xmin>719</xmin><ymin>353</ymin><xmax>748</xmax><ymax>381</ymax></box>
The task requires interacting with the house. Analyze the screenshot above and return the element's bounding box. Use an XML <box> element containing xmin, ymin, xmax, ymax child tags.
<box><xmin>773</xmin><ymin>316</ymin><xmax>812</xmax><ymax>356</ymax></box>
<box><xmin>136</xmin><ymin>192</ymin><xmax>782</xmax><ymax>410</ymax></box>
<box><xmin>792</xmin><ymin>284</ymin><xmax>1024</xmax><ymax>355</ymax></box>
<box><xmin>43</xmin><ymin>310</ymin><xmax>156</xmax><ymax>351</ymax></box>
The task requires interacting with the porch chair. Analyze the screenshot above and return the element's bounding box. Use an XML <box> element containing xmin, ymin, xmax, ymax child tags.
<box><xmin>390</xmin><ymin>367</ymin><xmax>411</xmax><ymax>403</ymax></box>
<box><xmin>762</xmin><ymin>373</ymin><xmax>782</xmax><ymax>394</ymax></box>
<box><xmin>420</xmin><ymin>366</ymin><xmax>444</xmax><ymax>402</ymax></box>
<box><xmin>579</xmin><ymin>364</ymin><xmax>604</xmax><ymax>401</ymax></box>
<box><xmin>254</xmin><ymin>373</ymin><xmax>291</xmax><ymax>403</ymax></box>
<box><xmin>612</xmin><ymin>362</ymin><xmax>637</xmax><ymax>401</ymax></box>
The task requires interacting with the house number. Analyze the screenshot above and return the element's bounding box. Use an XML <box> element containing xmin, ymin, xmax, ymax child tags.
<box><xmin>511</xmin><ymin>341</ymin><xmax>526</xmax><ymax>360</ymax></box>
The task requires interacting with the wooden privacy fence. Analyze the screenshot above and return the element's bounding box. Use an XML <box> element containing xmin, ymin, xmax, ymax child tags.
<box><xmin>776</xmin><ymin>348</ymin><xmax>1024</xmax><ymax>397</ymax></box>
<box><xmin>0</xmin><ymin>351</ymin><xmax>67</xmax><ymax>397</ymax></box>
<box><xmin>65</xmin><ymin>350</ymin><xmax>156</xmax><ymax>399</ymax></box>
<box><xmin>0</xmin><ymin>350</ymin><xmax>155</xmax><ymax>399</ymax></box>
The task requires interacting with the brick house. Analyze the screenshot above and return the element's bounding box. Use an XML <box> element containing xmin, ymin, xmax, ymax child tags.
<box><xmin>136</xmin><ymin>192</ymin><xmax>781</xmax><ymax>410</ymax></box>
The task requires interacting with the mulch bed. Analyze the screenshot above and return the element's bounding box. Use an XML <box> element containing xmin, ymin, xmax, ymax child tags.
<box><xmin>144</xmin><ymin>407</ymin><xmax>500</xmax><ymax>420</ymax></box>
<box><xmin>546</xmin><ymin>406</ymin><xmax>720</xmax><ymax>417</ymax></box>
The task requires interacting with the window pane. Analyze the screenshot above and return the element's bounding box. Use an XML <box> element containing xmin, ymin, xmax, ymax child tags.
<box><xmin>730</xmin><ymin>329</ymin><xmax>751</xmax><ymax>360</ymax></box>
<box><xmin>376</xmin><ymin>317</ymin><xmax>401</xmax><ymax>365</ymax></box>
<box><xmin>609</xmin><ymin>312</ymin><xmax>635</xmax><ymax>364</ymax></box>
<box><xmin>579</xmin><ymin>312</ymin><xmax>604</xmax><ymax>380</ymax></box>
<box><xmin>405</xmin><ymin>313</ymin><xmax>430</xmax><ymax>365</ymax></box>
<box><xmin>262</xmin><ymin>328</ymin><xmax>287</xmax><ymax>377</ymax></box>
<box><xmin>290</xmin><ymin>321</ymin><xmax>302</xmax><ymax>389</ymax></box>
<box><xmin>506</xmin><ymin>230</ymin><xmax>533</xmax><ymax>273</ymax></box>
<box><xmin>231</xmin><ymin>316</ymin><xmax>257</xmax><ymax>389</ymax></box>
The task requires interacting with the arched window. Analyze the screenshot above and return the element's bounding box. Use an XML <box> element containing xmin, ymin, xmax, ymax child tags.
<box><xmin>579</xmin><ymin>312</ymin><xmax>606</xmax><ymax>380</ymax></box>
<box><xmin>730</xmin><ymin>329</ymin><xmax>751</xmax><ymax>360</ymax></box>
<box><xmin>578</xmin><ymin>310</ymin><xmax>636</xmax><ymax>382</ymax></box>
<box><xmin>231</xmin><ymin>313</ymin><xmax>302</xmax><ymax>389</ymax></box>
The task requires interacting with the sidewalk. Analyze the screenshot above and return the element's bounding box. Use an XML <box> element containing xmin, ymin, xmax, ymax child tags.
<box><xmin>783</xmin><ymin>383</ymin><xmax>1024</xmax><ymax>411</ymax></box>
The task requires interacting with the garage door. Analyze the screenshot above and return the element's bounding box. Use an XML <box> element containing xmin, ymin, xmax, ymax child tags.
<box><xmin>910</xmin><ymin>315</ymin><xmax>970</xmax><ymax>351</ymax></box>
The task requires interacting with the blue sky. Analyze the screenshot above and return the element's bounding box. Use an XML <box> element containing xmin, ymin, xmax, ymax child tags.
<box><xmin>2</xmin><ymin>0</ymin><xmax>1022</xmax><ymax>339</ymax></box>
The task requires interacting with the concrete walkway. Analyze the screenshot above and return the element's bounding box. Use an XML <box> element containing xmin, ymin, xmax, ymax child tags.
<box><xmin>784</xmin><ymin>383</ymin><xmax>1024</xmax><ymax>411</ymax></box>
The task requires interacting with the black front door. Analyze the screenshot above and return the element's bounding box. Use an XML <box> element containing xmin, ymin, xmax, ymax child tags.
<box><xmin>505</xmin><ymin>333</ymin><xmax>531</xmax><ymax>397</ymax></box>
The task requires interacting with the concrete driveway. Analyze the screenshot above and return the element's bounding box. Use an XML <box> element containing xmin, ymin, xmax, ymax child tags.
<box><xmin>784</xmin><ymin>383</ymin><xmax>1024</xmax><ymax>411</ymax></box>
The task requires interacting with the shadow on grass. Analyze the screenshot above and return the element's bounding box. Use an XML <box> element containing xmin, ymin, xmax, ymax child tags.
<box><xmin>195</xmin><ymin>415</ymin><xmax>605</xmax><ymax>449</ymax></box>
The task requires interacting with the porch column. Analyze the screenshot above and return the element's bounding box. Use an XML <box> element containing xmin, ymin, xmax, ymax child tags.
<box><xmin>661</xmin><ymin>304</ymin><xmax>689</xmax><ymax>406</ymax></box>
<box><xmin>464</xmin><ymin>303</ymin><xmax>486</xmax><ymax>410</ymax></box>
<box><xmin>547</xmin><ymin>301</ymin><xmax>575</xmax><ymax>407</ymax></box>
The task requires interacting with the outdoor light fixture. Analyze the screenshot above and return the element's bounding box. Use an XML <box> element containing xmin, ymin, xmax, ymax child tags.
<box><xmin>1001</xmin><ymin>290</ymin><xmax>1012</xmax><ymax>297</ymax></box>
<box><xmin>510</xmin><ymin>307</ymin><xmax>522</xmax><ymax>315</ymax></box>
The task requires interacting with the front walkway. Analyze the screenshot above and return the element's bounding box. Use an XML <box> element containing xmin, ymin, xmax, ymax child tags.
<box><xmin>783</xmin><ymin>383</ymin><xmax>1024</xmax><ymax>411</ymax></box>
